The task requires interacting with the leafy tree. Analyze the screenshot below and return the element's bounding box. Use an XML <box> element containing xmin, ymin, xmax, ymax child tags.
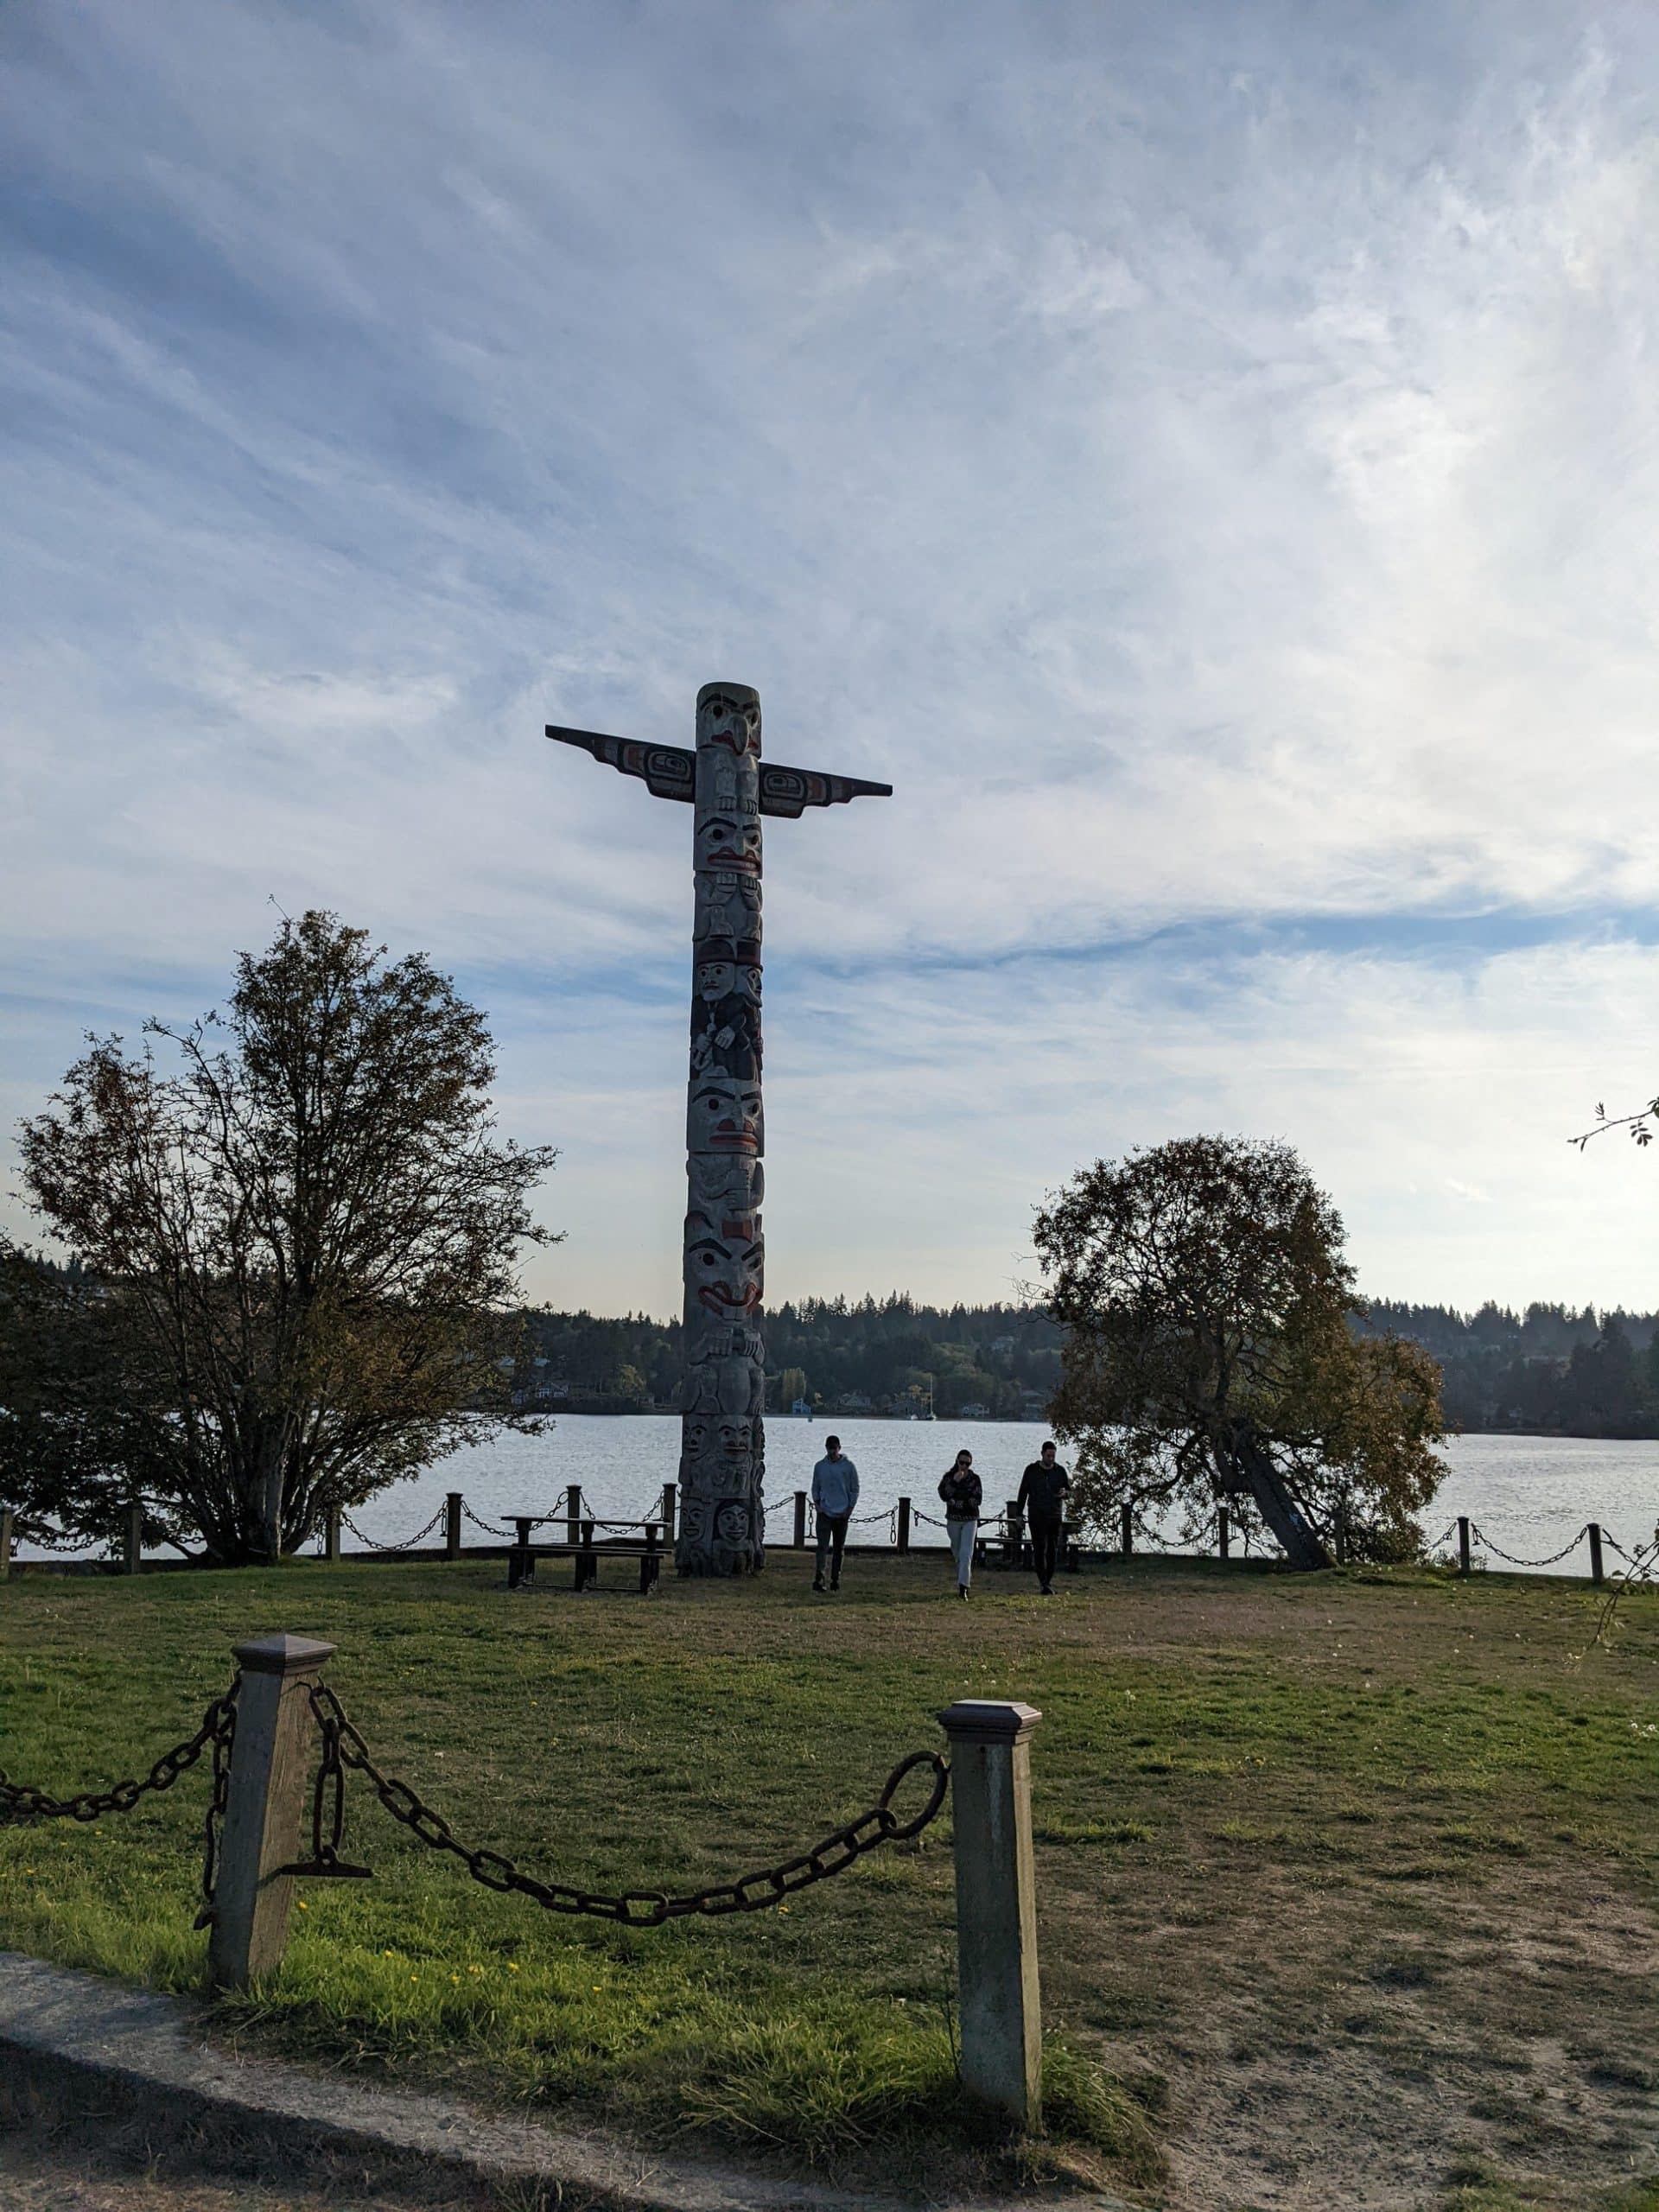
<box><xmin>0</xmin><ymin>1247</ymin><xmax>187</xmax><ymax>1554</ymax></box>
<box><xmin>16</xmin><ymin>912</ymin><xmax>557</xmax><ymax>1564</ymax></box>
<box><xmin>1033</xmin><ymin>1135</ymin><xmax>1447</xmax><ymax>1563</ymax></box>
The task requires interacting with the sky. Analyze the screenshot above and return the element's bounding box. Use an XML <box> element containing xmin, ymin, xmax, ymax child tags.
<box><xmin>3</xmin><ymin>0</ymin><xmax>1658</xmax><ymax>1318</ymax></box>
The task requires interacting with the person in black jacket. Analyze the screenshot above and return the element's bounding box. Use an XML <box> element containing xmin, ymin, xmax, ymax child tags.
<box><xmin>938</xmin><ymin>1449</ymin><xmax>982</xmax><ymax>1599</ymax></box>
<box><xmin>1016</xmin><ymin>1440</ymin><xmax>1071</xmax><ymax>1595</ymax></box>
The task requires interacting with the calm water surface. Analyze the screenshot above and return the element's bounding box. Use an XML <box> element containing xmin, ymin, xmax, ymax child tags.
<box><xmin>28</xmin><ymin>1421</ymin><xmax>1657</xmax><ymax>1574</ymax></box>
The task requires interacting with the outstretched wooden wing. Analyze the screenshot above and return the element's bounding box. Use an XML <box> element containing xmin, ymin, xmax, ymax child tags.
<box><xmin>545</xmin><ymin>726</ymin><xmax>695</xmax><ymax>802</ymax></box>
<box><xmin>547</xmin><ymin>727</ymin><xmax>892</xmax><ymax>815</ymax></box>
<box><xmin>758</xmin><ymin>765</ymin><xmax>893</xmax><ymax>818</ymax></box>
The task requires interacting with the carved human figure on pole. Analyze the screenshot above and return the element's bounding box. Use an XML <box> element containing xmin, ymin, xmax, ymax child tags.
<box><xmin>546</xmin><ymin>685</ymin><xmax>891</xmax><ymax>1575</ymax></box>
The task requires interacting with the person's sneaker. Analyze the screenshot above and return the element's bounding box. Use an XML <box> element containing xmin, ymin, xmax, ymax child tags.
<box><xmin>1040</xmin><ymin>1584</ymin><xmax>1054</xmax><ymax>1596</ymax></box>
<box><xmin>957</xmin><ymin>1584</ymin><xmax>969</xmax><ymax>1600</ymax></box>
<box><xmin>812</xmin><ymin>1577</ymin><xmax>825</xmax><ymax>1592</ymax></box>
<box><xmin>830</xmin><ymin>1577</ymin><xmax>841</xmax><ymax>1592</ymax></box>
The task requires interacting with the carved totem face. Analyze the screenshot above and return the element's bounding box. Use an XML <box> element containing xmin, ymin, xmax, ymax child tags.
<box><xmin>715</xmin><ymin>1416</ymin><xmax>759</xmax><ymax>1470</ymax></box>
<box><xmin>688</xmin><ymin>1150</ymin><xmax>764</xmax><ymax>1213</ymax></box>
<box><xmin>697</xmin><ymin>685</ymin><xmax>760</xmax><ymax>758</ymax></box>
<box><xmin>685</xmin><ymin>1206</ymin><xmax>763</xmax><ymax>1318</ymax></box>
<box><xmin>688</xmin><ymin>1074</ymin><xmax>763</xmax><ymax>1156</ymax></box>
<box><xmin>713</xmin><ymin>1497</ymin><xmax>752</xmax><ymax>1548</ymax></box>
<box><xmin>696</xmin><ymin>812</ymin><xmax>761</xmax><ymax>879</ymax></box>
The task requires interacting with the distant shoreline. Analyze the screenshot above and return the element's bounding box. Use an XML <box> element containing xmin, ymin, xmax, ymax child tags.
<box><xmin>513</xmin><ymin>1408</ymin><xmax>1659</xmax><ymax>1442</ymax></box>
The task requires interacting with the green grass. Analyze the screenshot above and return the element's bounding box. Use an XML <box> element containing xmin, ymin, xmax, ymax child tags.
<box><xmin>2</xmin><ymin>1549</ymin><xmax>1655</xmax><ymax>2204</ymax></box>
<box><xmin>1437</xmin><ymin>2162</ymin><xmax>1659</xmax><ymax>2211</ymax></box>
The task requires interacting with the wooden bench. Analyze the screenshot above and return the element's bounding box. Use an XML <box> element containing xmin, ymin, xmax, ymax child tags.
<box><xmin>505</xmin><ymin>1517</ymin><xmax>667</xmax><ymax>1595</ymax></box>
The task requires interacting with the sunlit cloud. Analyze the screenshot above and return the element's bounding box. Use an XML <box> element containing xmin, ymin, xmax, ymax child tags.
<box><xmin>3</xmin><ymin>0</ymin><xmax>1657</xmax><ymax>1310</ymax></box>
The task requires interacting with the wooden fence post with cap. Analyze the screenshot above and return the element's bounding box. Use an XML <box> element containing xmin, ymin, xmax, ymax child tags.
<box><xmin>793</xmin><ymin>1491</ymin><xmax>808</xmax><ymax>1548</ymax></box>
<box><xmin>124</xmin><ymin>1499</ymin><xmax>143</xmax><ymax>1575</ymax></box>
<box><xmin>660</xmin><ymin>1482</ymin><xmax>677</xmax><ymax>1544</ymax></box>
<box><xmin>445</xmin><ymin>1493</ymin><xmax>462</xmax><ymax>1561</ymax></box>
<box><xmin>1120</xmin><ymin>1503</ymin><xmax>1133</xmax><ymax>1559</ymax></box>
<box><xmin>938</xmin><ymin>1699</ymin><xmax>1043</xmax><ymax>2128</ymax></box>
<box><xmin>507</xmin><ymin>1517</ymin><xmax>535</xmax><ymax>1590</ymax></box>
<box><xmin>1588</xmin><ymin>1522</ymin><xmax>1605</xmax><ymax>1587</ymax></box>
<box><xmin>0</xmin><ymin>1504</ymin><xmax>13</xmax><ymax>1583</ymax></box>
<box><xmin>323</xmin><ymin>1506</ymin><xmax>340</xmax><ymax>1563</ymax></box>
<box><xmin>1217</xmin><ymin>1505</ymin><xmax>1230</xmax><ymax>1560</ymax></box>
<box><xmin>566</xmin><ymin>1484</ymin><xmax>582</xmax><ymax>1550</ymax></box>
<box><xmin>1458</xmin><ymin>1516</ymin><xmax>1471</xmax><ymax>1577</ymax></box>
<box><xmin>209</xmin><ymin>1632</ymin><xmax>336</xmax><ymax>1989</ymax></box>
<box><xmin>897</xmin><ymin>1496</ymin><xmax>911</xmax><ymax>1554</ymax></box>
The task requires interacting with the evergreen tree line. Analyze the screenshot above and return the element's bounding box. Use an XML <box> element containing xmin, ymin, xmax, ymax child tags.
<box><xmin>513</xmin><ymin>1296</ymin><xmax>1062</xmax><ymax>1420</ymax></box>
<box><xmin>1359</xmin><ymin>1300</ymin><xmax>1659</xmax><ymax>1438</ymax></box>
<box><xmin>517</xmin><ymin>1295</ymin><xmax>1659</xmax><ymax>1437</ymax></box>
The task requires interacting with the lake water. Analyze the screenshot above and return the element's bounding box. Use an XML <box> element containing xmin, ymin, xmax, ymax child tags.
<box><xmin>39</xmin><ymin>1418</ymin><xmax>1656</xmax><ymax>1576</ymax></box>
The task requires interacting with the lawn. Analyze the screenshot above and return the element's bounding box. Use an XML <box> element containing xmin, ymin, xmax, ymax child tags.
<box><xmin>1</xmin><ymin>1548</ymin><xmax>1655</xmax><ymax>2210</ymax></box>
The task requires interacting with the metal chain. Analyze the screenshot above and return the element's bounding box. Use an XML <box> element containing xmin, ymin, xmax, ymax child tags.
<box><xmin>193</xmin><ymin>1689</ymin><xmax>238</xmax><ymax>1926</ymax></box>
<box><xmin>304</xmin><ymin>1681</ymin><xmax>947</xmax><ymax>1926</ymax></box>
<box><xmin>460</xmin><ymin>1501</ymin><xmax>517</xmax><ymax>1537</ymax></box>
<box><xmin>1471</xmin><ymin>1522</ymin><xmax>1588</xmax><ymax>1568</ymax></box>
<box><xmin>7</xmin><ymin>1521</ymin><xmax>100</xmax><ymax>1553</ymax></box>
<box><xmin>0</xmin><ymin>1681</ymin><xmax>238</xmax><ymax>1830</ymax></box>
<box><xmin>340</xmin><ymin>1507</ymin><xmax>448</xmax><ymax>1554</ymax></box>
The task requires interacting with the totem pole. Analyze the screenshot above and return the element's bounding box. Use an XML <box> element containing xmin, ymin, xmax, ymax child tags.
<box><xmin>546</xmin><ymin>684</ymin><xmax>891</xmax><ymax>1576</ymax></box>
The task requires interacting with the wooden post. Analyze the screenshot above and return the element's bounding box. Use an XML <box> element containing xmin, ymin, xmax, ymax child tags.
<box><xmin>897</xmin><ymin>1497</ymin><xmax>912</xmax><ymax>1554</ymax></box>
<box><xmin>793</xmin><ymin>1490</ymin><xmax>808</xmax><ymax>1548</ymax></box>
<box><xmin>1120</xmin><ymin>1503</ymin><xmax>1133</xmax><ymax>1559</ymax></box>
<box><xmin>324</xmin><ymin>1506</ymin><xmax>340</xmax><ymax>1564</ymax></box>
<box><xmin>660</xmin><ymin>1482</ymin><xmax>677</xmax><ymax>1543</ymax></box>
<box><xmin>507</xmin><ymin>1516</ymin><xmax>535</xmax><ymax>1590</ymax></box>
<box><xmin>566</xmin><ymin>1484</ymin><xmax>582</xmax><ymax>1550</ymax></box>
<box><xmin>1217</xmin><ymin>1505</ymin><xmax>1230</xmax><ymax>1560</ymax></box>
<box><xmin>209</xmin><ymin>1633</ymin><xmax>336</xmax><ymax>1989</ymax></box>
<box><xmin>0</xmin><ymin>1505</ymin><xmax>13</xmax><ymax>1582</ymax></box>
<box><xmin>124</xmin><ymin>1499</ymin><xmax>144</xmax><ymax>1575</ymax></box>
<box><xmin>445</xmin><ymin>1493</ymin><xmax>462</xmax><ymax>1561</ymax></box>
<box><xmin>938</xmin><ymin>1700</ymin><xmax>1043</xmax><ymax>2128</ymax></box>
<box><xmin>1458</xmin><ymin>1516</ymin><xmax>1471</xmax><ymax>1577</ymax></box>
<box><xmin>1588</xmin><ymin>1522</ymin><xmax>1605</xmax><ymax>1587</ymax></box>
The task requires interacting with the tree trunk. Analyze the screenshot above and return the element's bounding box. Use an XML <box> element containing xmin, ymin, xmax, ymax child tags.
<box><xmin>1226</xmin><ymin>1423</ymin><xmax>1332</xmax><ymax>1571</ymax></box>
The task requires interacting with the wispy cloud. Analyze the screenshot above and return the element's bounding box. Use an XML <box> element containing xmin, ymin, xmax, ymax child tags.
<box><xmin>3</xmin><ymin>0</ymin><xmax>1657</xmax><ymax>1309</ymax></box>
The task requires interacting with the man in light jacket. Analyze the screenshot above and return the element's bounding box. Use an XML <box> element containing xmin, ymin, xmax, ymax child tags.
<box><xmin>810</xmin><ymin>1435</ymin><xmax>860</xmax><ymax>1592</ymax></box>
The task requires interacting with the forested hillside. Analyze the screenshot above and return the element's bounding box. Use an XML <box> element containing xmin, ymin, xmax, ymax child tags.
<box><xmin>1359</xmin><ymin>1300</ymin><xmax>1659</xmax><ymax>1437</ymax></box>
<box><xmin>514</xmin><ymin>1296</ymin><xmax>1060</xmax><ymax>1418</ymax></box>
<box><xmin>514</xmin><ymin>1294</ymin><xmax>1659</xmax><ymax>1436</ymax></box>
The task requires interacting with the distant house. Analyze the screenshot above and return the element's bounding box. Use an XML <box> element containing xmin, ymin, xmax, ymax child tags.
<box><xmin>836</xmin><ymin>1390</ymin><xmax>874</xmax><ymax>1413</ymax></box>
<box><xmin>959</xmin><ymin>1401</ymin><xmax>989</xmax><ymax>1420</ymax></box>
<box><xmin>790</xmin><ymin>1397</ymin><xmax>813</xmax><ymax>1418</ymax></box>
